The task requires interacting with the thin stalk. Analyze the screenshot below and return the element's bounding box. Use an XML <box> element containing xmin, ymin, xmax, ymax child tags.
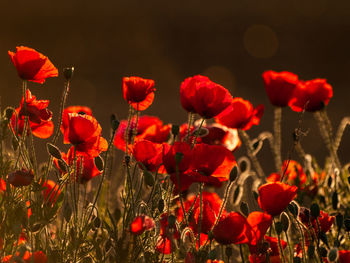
<box><xmin>197</xmin><ymin>183</ymin><xmax>204</xmax><ymax>249</ymax></box>
<box><xmin>186</xmin><ymin>112</ymin><xmax>193</xmax><ymax>143</ymax></box>
<box><xmin>175</xmin><ymin>162</ymin><xmax>188</xmax><ymax>226</ymax></box>
<box><xmin>239</xmin><ymin>244</ymin><xmax>245</xmax><ymax>263</ymax></box>
<box><xmin>191</xmin><ymin>118</ymin><xmax>205</xmax><ymax>148</ymax></box>
<box><xmin>273</xmin><ymin>107</ymin><xmax>282</xmax><ymax>171</ymax></box>
<box><xmin>124</xmin><ymin>105</ymin><xmax>134</xmax><ymax>155</ymax></box>
<box><xmin>238</xmin><ymin>130</ymin><xmax>265</xmax><ymax>179</ymax></box>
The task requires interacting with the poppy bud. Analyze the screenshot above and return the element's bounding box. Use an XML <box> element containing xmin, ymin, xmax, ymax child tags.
<box><xmin>233</xmin><ymin>186</ymin><xmax>241</xmax><ymax>203</ymax></box>
<box><xmin>239</xmin><ymin>160</ymin><xmax>248</xmax><ymax>172</ymax></box>
<box><xmin>280</xmin><ymin>212</ymin><xmax>290</xmax><ymax>232</ymax></box>
<box><xmin>310</xmin><ymin>203</ymin><xmax>320</xmax><ymax>218</ymax></box>
<box><xmin>175</xmin><ymin>152</ymin><xmax>184</xmax><ymax>165</ymax></box>
<box><xmin>335</xmin><ymin>214</ymin><xmax>343</xmax><ymax>230</ymax></box>
<box><xmin>327</xmin><ymin>176</ymin><xmax>333</xmax><ymax>187</ymax></box>
<box><xmin>58</xmin><ymin>159</ymin><xmax>68</xmax><ymax>173</ymax></box>
<box><xmin>171</xmin><ymin>124</ymin><xmax>179</xmax><ymax>137</ymax></box>
<box><xmin>110</xmin><ymin>114</ymin><xmax>120</xmax><ymax>131</ymax></box>
<box><xmin>5</xmin><ymin>107</ymin><xmax>14</xmax><ymax>120</ymax></box>
<box><xmin>158</xmin><ymin>199</ymin><xmax>164</xmax><ymax>213</ymax></box>
<box><xmin>240</xmin><ymin>202</ymin><xmax>249</xmax><ymax>217</ymax></box>
<box><xmin>225</xmin><ymin>246</ymin><xmax>233</xmax><ymax>258</ymax></box>
<box><xmin>319</xmin><ymin>231</ymin><xmax>328</xmax><ymax>246</ymax></box>
<box><xmin>144</xmin><ymin>170</ymin><xmax>154</xmax><ymax>187</ymax></box>
<box><xmin>328</xmin><ymin>248</ymin><xmax>338</xmax><ymax>262</ymax></box>
<box><xmin>344</xmin><ymin>218</ymin><xmax>350</xmax><ymax>231</ymax></box>
<box><xmin>332</xmin><ymin>192</ymin><xmax>338</xmax><ymax>210</ymax></box>
<box><xmin>208</xmin><ymin>250</ymin><xmax>217</xmax><ymax>260</ymax></box>
<box><xmin>63</xmin><ymin>67</ymin><xmax>74</xmax><ymax>80</ymax></box>
<box><xmin>94</xmin><ymin>155</ymin><xmax>104</xmax><ymax>171</ymax></box>
<box><xmin>47</xmin><ymin>143</ymin><xmax>62</xmax><ymax>159</ymax></box>
<box><xmin>229</xmin><ymin>166</ymin><xmax>238</xmax><ymax>182</ymax></box>
<box><xmin>124</xmin><ymin>155</ymin><xmax>131</xmax><ymax>166</ymax></box>
<box><xmin>275</xmin><ymin>221</ymin><xmax>283</xmax><ymax>235</ymax></box>
<box><xmin>319</xmin><ymin>247</ymin><xmax>328</xmax><ymax>257</ymax></box>
<box><xmin>93</xmin><ymin>216</ymin><xmax>101</xmax><ymax>229</ymax></box>
<box><xmin>7</xmin><ymin>169</ymin><xmax>34</xmax><ymax>187</ymax></box>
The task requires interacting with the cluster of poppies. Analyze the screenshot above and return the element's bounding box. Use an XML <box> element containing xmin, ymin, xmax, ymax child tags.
<box><xmin>1</xmin><ymin>46</ymin><xmax>349</xmax><ymax>263</ymax></box>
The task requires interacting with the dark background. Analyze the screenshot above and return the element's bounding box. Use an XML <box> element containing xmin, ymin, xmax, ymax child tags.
<box><xmin>0</xmin><ymin>0</ymin><xmax>349</xmax><ymax>173</ymax></box>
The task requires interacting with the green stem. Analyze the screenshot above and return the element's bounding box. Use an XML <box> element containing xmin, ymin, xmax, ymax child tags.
<box><xmin>192</xmin><ymin>118</ymin><xmax>205</xmax><ymax>148</ymax></box>
<box><xmin>197</xmin><ymin>183</ymin><xmax>204</xmax><ymax>249</ymax></box>
<box><xmin>273</xmin><ymin>107</ymin><xmax>282</xmax><ymax>171</ymax></box>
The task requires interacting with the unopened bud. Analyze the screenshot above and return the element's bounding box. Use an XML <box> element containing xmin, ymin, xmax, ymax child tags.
<box><xmin>332</xmin><ymin>192</ymin><xmax>339</xmax><ymax>210</ymax></box>
<box><xmin>110</xmin><ymin>114</ymin><xmax>120</xmax><ymax>131</ymax></box>
<box><xmin>336</xmin><ymin>214</ymin><xmax>343</xmax><ymax>230</ymax></box>
<box><xmin>328</xmin><ymin>248</ymin><xmax>338</xmax><ymax>262</ymax></box>
<box><xmin>4</xmin><ymin>107</ymin><xmax>14</xmax><ymax>120</ymax></box>
<box><xmin>171</xmin><ymin>124</ymin><xmax>179</xmax><ymax>137</ymax></box>
<box><xmin>280</xmin><ymin>212</ymin><xmax>290</xmax><ymax>232</ymax></box>
<box><xmin>225</xmin><ymin>246</ymin><xmax>233</xmax><ymax>258</ymax></box>
<box><xmin>158</xmin><ymin>199</ymin><xmax>164</xmax><ymax>213</ymax></box>
<box><xmin>229</xmin><ymin>166</ymin><xmax>238</xmax><ymax>182</ymax></box>
<box><xmin>240</xmin><ymin>202</ymin><xmax>249</xmax><ymax>217</ymax></box>
<box><xmin>94</xmin><ymin>155</ymin><xmax>104</xmax><ymax>171</ymax></box>
<box><xmin>47</xmin><ymin>143</ymin><xmax>62</xmax><ymax>159</ymax></box>
<box><xmin>275</xmin><ymin>221</ymin><xmax>283</xmax><ymax>235</ymax></box>
<box><xmin>63</xmin><ymin>67</ymin><xmax>74</xmax><ymax>80</ymax></box>
<box><xmin>310</xmin><ymin>203</ymin><xmax>320</xmax><ymax>218</ymax></box>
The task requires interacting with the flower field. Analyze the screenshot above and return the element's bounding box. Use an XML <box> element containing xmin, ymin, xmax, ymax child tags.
<box><xmin>0</xmin><ymin>46</ymin><xmax>349</xmax><ymax>262</ymax></box>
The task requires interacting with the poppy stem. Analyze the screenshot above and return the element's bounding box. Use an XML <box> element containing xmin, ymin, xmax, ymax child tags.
<box><xmin>334</xmin><ymin>117</ymin><xmax>350</xmax><ymax>152</ymax></box>
<box><xmin>186</xmin><ymin>112</ymin><xmax>193</xmax><ymax>143</ymax></box>
<box><xmin>274</xmin><ymin>220</ymin><xmax>286</xmax><ymax>263</ymax></box>
<box><xmin>314</xmin><ymin>111</ymin><xmax>343</xmax><ymax>183</ymax></box>
<box><xmin>125</xmin><ymin>105</ymin><xmax>133</xmax><ymax>155</ymax></box>
<box><xmin>197</xmin><ymin>183</ymin><xmax>204</xmax><ymax>249</ymax></box>
<box><xmin>175</xmin><ymin>163</ymin><xmax>188</xmax><ymax>226</ymax></box>
<box><xmin>192</xmin><ymin>118</ymin><xmax>205</xmax><ymax>148</ymax></box>
<box><xmin>273</xmin><ymin>107</ymin><xmax>282</xmax><ymax>171</ymax></box>
<box><xmin>238</xmin><ymin>130</ymin><xmax>265</xmax><ymax>179</ymax></box>
<box><xmin>131</xmin><ymin>103</ymin><xmax>139</xmax><ymax>146</ymax></box>
<box><xmin>211</xmin><ymin>180</ymin><xmax>233</xmax><ymax>231</ymax></box>
<box><xmin>239</xmin><ymin>244</ymin><xmax>245</xmax><ymax>263</ymax></box>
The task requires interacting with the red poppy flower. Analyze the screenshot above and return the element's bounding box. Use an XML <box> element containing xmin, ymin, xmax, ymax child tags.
<box><xmin>262</xmin><ymin>71</ymin><xmax>299</xmax><ymax>107</ymax></box>
<box><xmin>177</xmin><ymin>192</ymin><xmax>224</xmax><ymax>234</ymax></box>
<box><xmin>339</xmin><ymin>250</ymin><xmax>350</xmax><ymax>263</ymax></box>
<box><xmin>113</xmin><ymin>115</ymin><xmax>170</xmax><ymax>152</ymax></box>
<box><xmin>299</xmin><ymin>208</ymin><xmax>334</xmax><ymax>234</ymax></box>
<box><xmin>42</xmin><ymin>179</ymin><xmax>61</xmax><ymax>204</ymax></box>
<box><xmin>163</xmin><ymin>142</ymin><xmax>193</xmax><ymax>174</ymax></box>
<box><xmin>11</xmin><ymin>89</ymin><xmax>54</xmax><ymax>138</ymax></box>
<box><xmin>2</xmin><ymin>251</ymin><xmax>47</xmax><ymax>263</ymax></box>
<box><xmin>0</xmin><ymin>179</ymin><xmax>6</xmax><ymax>194</ymax></box>
<box><xmin>61</xmin><ymin>105</ymin><xmax>92</xmax><ymax>134</ymax></box>
<box><xmin>258</xmin><ymin>182</ymin><xmax>297</xmax><ymax>216</ymax></box>
<box><xmin>123</xmin><ymin>76</ymin><xmax>155</xmax><ymax>111</ymax></box>
<box><xmin>63</xmin><ymin>113</ymin><xmax>107</xmax><ymax>157</ymax></box>
<box><xmin>156</xmin><ymin>213</ymin><xmax>180</xmax><ymax>254</ymax></box>
<box><xmin>8</xmin><ymin>46</ymin><xmax>58</xmax><ymax>84</ymax></box>
<box><xmin>130</xmin><ymin>215</ymin><xmax>155</xmax><ymax>235</ymax></box>
<box><xmin>246</xmin><ymin>212</ymin><xmax>273</xmax><ymax>246</ymax></box>
<box><xmin>213</xmin><ymin>212</ymin><xmax>249</xmax><ymax>245</ymax></box>
<box><xmin>289</xmin><ymin>79</ymin><xmax>333</xmax><ymax>112</ymax></box>
<box><xmin>55</xmin><ymin>147</ymin><xmax>102</xmax><ymax>183</ymax></box>
<box><xmin>267</xmin><ymin>160</ymin><xmax>307</xmax><ymax>187</ymax></box>
<box><xmin>179</xmin><ymin>122</ymin><xmax>241</xmax><ymax>151</ymax></box>
<box><xmin>187</xmin><ymin>144</ymin><xmax>236</xmax><ymax>187</ymax></box>
<box><xmin>180</xmin><ymin>75</ymin><xmax>233</xmax><ymax>119</ymax></box>
<box><xmin>133</xmin><ymin>140</ymin><xmax>165</xmax><ymax>173</ymax></box>
<box><xmin>7</xmin><ymin>169</ymin><xmax>34</xmax><ymax>187</ymax></box>
<box><xmin>249</xmin><ymin>236</ymin><xmax>287</xmax><ymax>263</ymax></box>
<box><xmin>215</xmin><ymin>97</ymin><xmax>264</xmax><ymax>130</ymax></box>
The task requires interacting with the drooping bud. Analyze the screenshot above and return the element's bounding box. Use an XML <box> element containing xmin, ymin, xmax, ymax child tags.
<box><xmin>280</xmin><ymin>212</ymin><xmax>290</xmax><ymax>232</ymax></box>
<box><xmin>110</xmin><ymin>114</ymin><xmax>120</xmax><ymax>131</ymax></box>
<box><xmin>94</xmin><ymin>155</ymin><xmax>104</xmax><ymax>171</ymax></box>
<box><xmin>240</xmin><ymin>202</ymin><xmax>249</xmax><ymax>217</ymax></box>
<box><xmin>229</xmin><ymin>166</ymin><xmax>238</xmax><ymax>182</ymax></box>
<box><xmin>63</xmin><ymin>67</ymin><xmax>74</xmax><ymax>80</ymax></box>
<box><xmin>171</xmin><ymin>124</ymin><xmax>179</xmax><ymax>137</ymax></box>
<box><xmin>328</xmin><ymin>248</ymin><xmax>338</xmax><ymax>262</ymax></box>
<box><xmin>332</xmin><ymin>192</ymin><xmax>339</xmax><ymax>210</ymax></box>
<box><xmin>275</xmin><ymin>221</ymin><xmax>283</xmax><ymax>235</ymax></box>
<box><xmin>310</xmin><ymin>203</ymin><xmax>320</xmax><ymax>218</ymax></box>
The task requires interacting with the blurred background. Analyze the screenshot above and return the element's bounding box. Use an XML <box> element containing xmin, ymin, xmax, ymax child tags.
<box><xmin>0</xmin><ymin>0</ymin><xmax>349</xmax><ymax>173</ymax></box>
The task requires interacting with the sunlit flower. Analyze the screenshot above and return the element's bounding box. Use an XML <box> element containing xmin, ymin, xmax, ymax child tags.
<box><xmin>123</xmin><ymin>76</ymin><xmax>155</xmax><ymax>111</ymax></box>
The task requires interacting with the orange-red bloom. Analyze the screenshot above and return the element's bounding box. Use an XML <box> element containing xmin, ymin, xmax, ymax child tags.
<box><xmin>113</xmin><ymin>115</ymin><xmax>170</xmax><ymax>152</ymax></box>
<box><xmin>215</xmin><ymin>97</ymin><xmax>264</xmax><ymax>130</ymax></box>
<box><xmin>133</xmin><ymin>140</ymin><xmax>165</xmax><ymax>173</ymax></box>
<box><xmin>339</xmin><ymin>250</ymin><xmax>350</xmax><ymax>263</ymax></box>
<box><xmin>2</xmin><ymin>251</ymin><xmax>47</xmax><ymax>263</ymax></box>
<box><xmin>7</xmin><ymin>169</ymin><xmax>34</xmax><ymax>187</ymax></box>
<box><xmin>246</xmin><ymin>212</ymin><xmax>273</xmax><ymax>246</ymax></box>
<box><xmin>262</xmin><ymin>71</ymin><xmax>299</xmax><ymax>107</ymax></box>
<box><xmin>163</xmin><ymin>142</ymin><xmax>236</xmax><ymax>191</ymax></box>
<box><xmin>61</xmin><ymin>105</ymin><xmax>92</xmax><ymax>134</ymax></box>
<box><xmin>63</xmin><ymin>113</ymin><xmax>107</xmax><ymax>157</ymax></box>
<box><xmin>130</xmin><ymin>215</ymin><xmax>155</xmax><ymax>235</ymax></box>
<box><xmin>289</xmin><ymin>79</ymin><xmax>333</xmax><ymax>112</ymax></box>
<box><xmin>249</xmin><ymin>236</ymin><xmax>287</xmax><ymax>263</ymax></box>
<box><xmin>55</xmin><ymin>147</ymin><xmax>102</xmax><ymax>183</ymax></box>
<box><xmin>177</xmin><ymin>192</ymin><xmax>224</xmax><ymax>234</ymax></box>
<box><xmin>180</xmin><ymin>75</ymin><xmax>233</xmax><ymax>119</ymax></box>
<box><xmin>258</xmin><ymin>182</ymin><xmax>297</xmax><ymax>216</ymax></box>
<box><xmin>8</xmin><ymin>46</ymin><xmax>58</xmax><ymax>84</ymax></box>
<box><xmin>123</xmin><ymin>76</ymin><xmax>155</xmax><ymax>111</ymax></box>
<box><xmin>267</xmin><ymin>160</ymin><xmax>307</xmax><ymax>187</ymax></box>
<box><xmin>179</xmin><ymin>122</ymin><xmax>241</xmax><ymax>151</ymax></box>
<box><xmin>156</xmin><ymin>213</ymin><xmax>179</xmax><ymax>254</ymax></box>
<box><xmin>42</xmin><ymin>179</ymin><xmax>61</xmax><ymax>204</ymax></box>
<box><xmin>213</xmin><ymin>212</ymin><xmax>249</xmax><ymax>245</ymax></box>
<box><xmin>11</xmin><ymin>89</ymin><xmax>54</xmax><ymax>138</ymax></box>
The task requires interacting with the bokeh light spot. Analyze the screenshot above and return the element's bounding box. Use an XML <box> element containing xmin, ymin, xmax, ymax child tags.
<box><xmin>243</xmin><ymin>25</ymin><xmax>278</xmax><ymax>59</ymax></box>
